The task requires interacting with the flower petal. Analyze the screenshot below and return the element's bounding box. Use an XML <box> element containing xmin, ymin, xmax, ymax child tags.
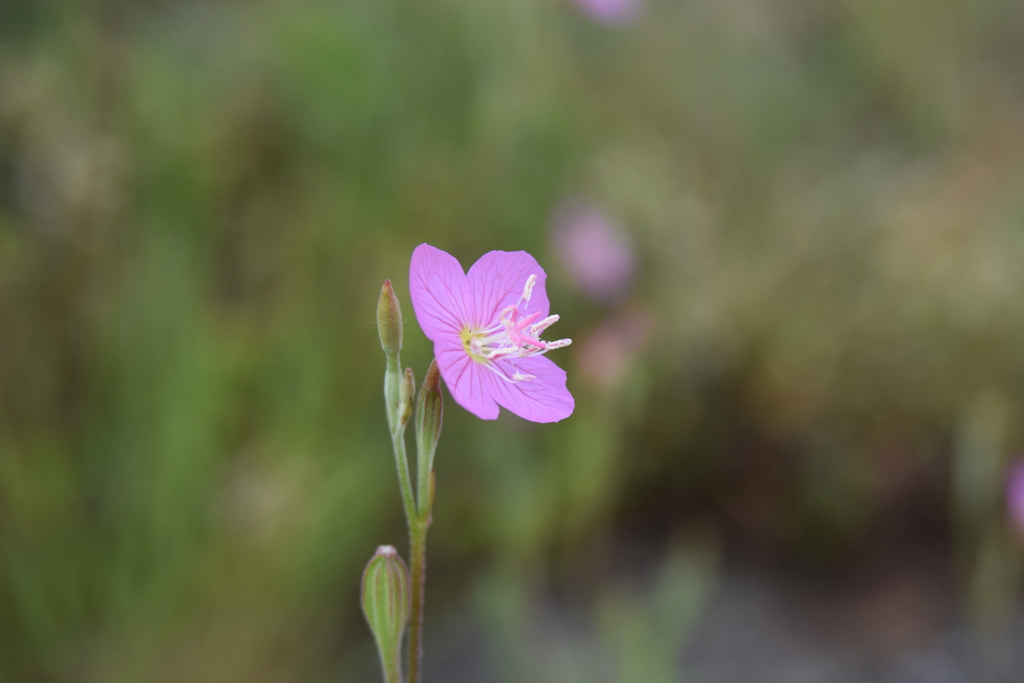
<box><xmin>409</xmin><ymin>244</ymin><xmax>471</xmax><ymax>341</ymax></box>
<box><xmin>433</xmin><ymin>337</ymin><xmax>500</xmax><ymax>420</ymax></box>
<box><xmin>466</xmin><ymin>251</ymin><xmax>550</xmax><ymax>329</ymax></box>
<box><xmin>481</xmin><ymin>355</ymin><xmax>574</xmax><ymax>423</ymax></box>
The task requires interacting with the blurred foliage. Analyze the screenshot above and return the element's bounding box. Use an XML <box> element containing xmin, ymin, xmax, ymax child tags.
<box><xmin>2</xmin><ymin>0</ymin><xmax>1024</xmax><ymax>680</ymax></box>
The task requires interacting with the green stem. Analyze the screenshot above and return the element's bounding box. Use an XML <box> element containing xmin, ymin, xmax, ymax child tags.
<box><xmin>384</xmin><ymin>355</ymin><xmax>402</xmax><ymax>430</ymax></box>
<box><xmin>386</xmin><ymin>355</ymin><xmax>417</xmax><ymax>526</ymax></box>
<box><xmin>407</xmin><ymin>519</ymin><xmax>428</xmax><ymax>683</ymax></box>
<box><xmin>385</xmin><ymin>352</ymin><xmax>432</xmax><ymax>683</ymax></box>
<box><xmin>381</xmin><ymin>646</ymin><xmax>402</xmax><ymax>683</ymax></box>
<box><xmin>389</xmin><ymin>425</ymin><xmax>417</xmax><ymax>528</ymax></box>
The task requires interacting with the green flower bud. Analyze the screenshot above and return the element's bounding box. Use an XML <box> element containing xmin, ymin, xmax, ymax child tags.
<box><xmin>399</xmin><ymin>367</ymin><xmax>415</xmax><ymax>427</ymax></box>
<box><xmin>415</xmin><ymin>359</ymin><xmax>443</xmax><ymax>512</ymax></box>
<box><xmin>361</xmin><ymin>545</ymin><xmax>411</xmax><ymax>683</ymax></box>
<box><xmin>377</xmin><ymin>280</ymin><xmax>403</xmax><ymax>356</ymax></box>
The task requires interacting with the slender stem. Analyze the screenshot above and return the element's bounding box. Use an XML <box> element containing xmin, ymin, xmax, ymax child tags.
<box><xmin>389</xmin><ymin>426</ymin><xmax>417</xmax><ymax>528</ymax></box>
<box><xmin>385</xmin><ymin>352</ymin><xmax>432</xmax><ymax>683</ymax></box>
<box><xmin>407</xmin><ymin>519</ymin><xmax>428</xmax><ymax>683</ymax></box>
<box><xmin>381</xmin><ymin>646</ymin><xmax>402</xmax><ymax>683</ymax></box>
<box><xmin>386</xmin><ymin>355</ymin><xmax>417</xmax><ymax>526</ymax></box>
<box><xmin>384</xmin><ymin>355</ymin><xmax>402</xmax><ymax>430</ymax></box>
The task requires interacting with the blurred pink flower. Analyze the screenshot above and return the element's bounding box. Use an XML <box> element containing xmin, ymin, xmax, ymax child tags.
<box><xmin>570</xmin><ymin>0</ymin><xmax>641</xmax><ymax>25</ymax></box>
<box><xmin>1006</xmin><ymin>459</ymin><xmax>1024</xmax><ymax>535</ymax></box>
<box><xmin>578</xmin><ymin>307</ymin><xmax>653</xmax><ymax>390</ymax></box>
<box><xmin>409</xmin><ymin>244</ymin><xmax>574</xmax><ymax>423</ymax></box>
<box><xmin>552</xmin><ymin>203</ymin><xmax>636</xmax><ymax>302</ymax></box>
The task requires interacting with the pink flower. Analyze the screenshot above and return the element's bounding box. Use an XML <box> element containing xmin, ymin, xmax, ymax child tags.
<box><xmin>552</xmin><ymin>203</ymin><xmax>635</xmax><ymax>303</ymax></box>
<box><xmin>1007</xmin><ymin>459</ymin><xmax>1024</xmax><ymax>536</ymax></box>
<box><xmin>409</xmin><ymin>244</ymin><xmax>575</xmax><ymax>423</ymax></box>
<box><xmin>570</xmin><ymin>0</ymin><xmax>641</xmax><ymax>25</ymax></box>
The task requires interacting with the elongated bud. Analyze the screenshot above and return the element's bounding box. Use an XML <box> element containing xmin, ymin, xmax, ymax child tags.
<box><xmin>377</xmin><ymin>280</ymin><xmax>403</xmax><ymax>356</ymax></box>
<box><xmin>361</xmin><ymin>545</ymin><xmax>411</xmax><ymax>682</ymax></box>
<box><xmin>416</xmin><ymin>359</ymin><xmax>443</xmax><ymax>489</ymax></box>
<box><xmin>399</xmin><ymin>367</ymin><xmax>415</xmax><ymax>427</ymax></box>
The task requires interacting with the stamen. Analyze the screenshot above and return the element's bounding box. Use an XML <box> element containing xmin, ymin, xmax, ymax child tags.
<box><xmin>462</xmin><ymin>274</ymin><xmax>569</xmax><ymax>372</ymax></box>
<box><xmin>518</xmin><ymin>311</ymin><xmax>543</xmax><ymax>328</ymax></box>
<box><xmin>531</xmin><ymin>315</ymin><xmax>559</xmax><ymax>335</ymax></box>
<box><xmin>521</xmin><ymin>274</ymin><xmax>537</xmax><ymax>303</ymax></box>
<box><xmin>485</xmin><ymin>346</ymin><xmax>516</xmax><ymax>360</ymax></box>
<box><xmin>481</xmin><ymin>361</ymin><xmax>520</xmax><ymax>383</ymax></box>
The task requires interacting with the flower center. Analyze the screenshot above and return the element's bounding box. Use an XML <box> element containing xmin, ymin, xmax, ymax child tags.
<box><xmin>460</xmin><ymin>275</ymin><xmax>571</xmax><ymax>383</ymax></box>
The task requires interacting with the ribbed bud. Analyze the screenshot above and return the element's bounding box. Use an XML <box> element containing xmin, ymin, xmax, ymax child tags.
<box><xmin>361</xmin><ymin>545</ymin><xmax>411</xmax><ymax>682</ymax></box>
<box><xmin>416</xmin><ymin>359</ymin><xmax>444</xmax><ymax>498</ymax></box>
<box><xmin>399</xmin><ymin>367</ymin><xmax>415</xmax><ymax>427</ymax></box>
<box><xmin>377</xmin><ymin>280</ymin><xmax>403</xmax><ymax>356</ymax></box>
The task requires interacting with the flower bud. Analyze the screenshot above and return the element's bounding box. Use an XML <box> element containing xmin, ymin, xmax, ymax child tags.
<box><xmin>399</xmin><ymin>367</ymin><xmax>415</xmax><ymax>427</ymax></box>
<box><xmin>361</xmin><ymin>545</ymin><xmax>411</xmax><ymax>680</ymax></box>
<box><xmin>377</xmin><ymin>280</ymin><xmax>403</xmax><ymax>356</ymax></box>
<box><xmin>416</xmin><ymin>359</ymin><xmax>443</xmax><ymax>478</ymax></box>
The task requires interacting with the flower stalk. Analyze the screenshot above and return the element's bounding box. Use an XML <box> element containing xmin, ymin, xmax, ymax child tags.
<box><xmin>407</xmin><ymin>359</ymin><xmax>441</xmax><ymax>683</ymax></box>
<box><xmin>407</xmin><ymin>519</ymin><xmax>428</xmax><ymax>683</ymax></box>
<box><xmin>373</xmin><ymin>279</ymin><xmax>441</xmax><ymax>683</ymax></box>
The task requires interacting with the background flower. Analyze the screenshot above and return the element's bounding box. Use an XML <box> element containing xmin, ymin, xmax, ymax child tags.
<box><xmin>1006</xmin><ymin>460</ymin><xmax>1024</xmax><ymax>537</ymax></box>
<box><xmin>551</xmin><ymin>201</ymin><xmax>636</xmax><ymax>303</ymax></box>
<box><xmin>570</xmin><ymin>0</ymin><xmax>641</xmax><ymax>25</ymax></box>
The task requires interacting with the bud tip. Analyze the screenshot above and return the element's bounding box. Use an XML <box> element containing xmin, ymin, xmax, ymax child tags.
<box><xmin>424</xmin><ymin>358</ymin><xmax>441</xmax><ymax>391</ymax></box>
<box><xmin>377</xmin><ymin>280</ymin><xmax>403</xmax><ymax>355</ymax></box>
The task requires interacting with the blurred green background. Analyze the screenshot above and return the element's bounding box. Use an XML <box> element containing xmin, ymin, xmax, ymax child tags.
<box><xmin>3</xmin><ymin>0</ymin><xmax>1024</xmax><ymax>681</ymax></box>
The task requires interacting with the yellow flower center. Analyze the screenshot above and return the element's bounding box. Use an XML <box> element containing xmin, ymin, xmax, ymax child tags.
<box><xmin>460</xmin><ymin>327</ymin><xmax>491</xmax><ymax>364</ymax></box>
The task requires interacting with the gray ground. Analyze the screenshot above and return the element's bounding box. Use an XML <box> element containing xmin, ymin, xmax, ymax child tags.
<box><xmin>426</xmin><ymin>565</ymin><xmax>1024</xmax><ymax>683</ymax></box>
<box><xmin>683</xmin><ymin>571</ymin><xmax>1024</xmax><ymax>683</ymax></box>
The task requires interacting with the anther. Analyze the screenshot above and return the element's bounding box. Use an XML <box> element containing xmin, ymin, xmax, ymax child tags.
<box><xmin>522</xmin><ymin>275</ymin><xmax>536</xmax><ymax>303</ymax></box>
<box><xmin>543</xmin><ymin>339</ymin><xmax>572</xmax><ymax>351</ymax></box>
<box><xmin>531</xmin><ymin>315</ymin><xmax>559</xmax><ymax>335</ymax></box>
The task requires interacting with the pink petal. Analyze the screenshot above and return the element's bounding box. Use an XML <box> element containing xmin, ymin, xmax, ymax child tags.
<box><xmin>466</xmin><ymin>251</ymin><xmax>550</xmax><ymax>329</ymax></box>
<box><xmin>481</xmin><ymin>355</ymin><xmax>574</xmax><ymax>423</ymax></box>
<box><xmin>409</xmin><ymin>244</ymin><xmax>471</xmax><ymax>341</ymax></box>
<box><xmin>433</xmin><ymin>337</ymin><xmax>500</xmax><ymax>420</ymax></box>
